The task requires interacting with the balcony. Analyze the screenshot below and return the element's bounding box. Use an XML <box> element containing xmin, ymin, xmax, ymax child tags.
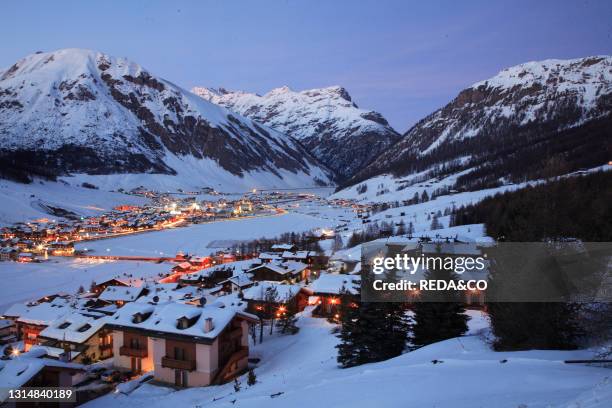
<box><xmin>119</xmin><ymin>345</ymin><xmax>147</xmax><ymax>358</ymax></box>
<box><xmin>161</xmin><ymin>356</ymin><xmax>196</xmax><ymax>371</ymax></box>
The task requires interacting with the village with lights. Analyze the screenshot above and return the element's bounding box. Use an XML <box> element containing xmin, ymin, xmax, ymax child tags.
<box><xmin>1</xmin><ymin>3</ymin><xmax>611</xmax><ymax>406</ymax></box>
<box><xmin>0</xmin><ymin>180</ymin><xmax>498</xmax><ymax>404</ymax></box>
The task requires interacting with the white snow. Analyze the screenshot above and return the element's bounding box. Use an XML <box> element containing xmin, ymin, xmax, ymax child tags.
<box><xmin>75</xmin><ymin>212</ymin><xmax>333</xmax><ymax>257</ymax></box>
<box><xmin>0</xmin><ymin>258</ymin><xmax>171</xmax><ymax>313</ymax></box>
<box><xmin>81</xmin><ymin>312</ymin><xmax>612</xmax><ymax>408</ymax></box>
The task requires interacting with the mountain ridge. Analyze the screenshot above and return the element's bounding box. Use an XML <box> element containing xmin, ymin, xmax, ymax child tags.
<box><xmin>0</xmin><ymin>49</ymin><xmax>333</xmax><ymax>189</ymax></box>
<box><xmin>340</xmin><ymin>55</ymin><xmax>612</xmax><ymax>192</ymax></box>
<box><xmin>192</xmin><ymin>84</ymin><xmax>401</xmax><ymax>180</ymax></box>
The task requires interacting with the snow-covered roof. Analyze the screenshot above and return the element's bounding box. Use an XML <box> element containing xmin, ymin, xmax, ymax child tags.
<box><xmin>0</xmin><ymin>349</ymin><xmax>83</xmax><ymax>403</ymax></box>
<box><xmin>271</xmin><ymin>244</ymin><xmax>295</xmax><ymax>250</ymax></box>
<box><xmin>16</xmin><ymin>301</ymin><xmax>73</xmax><ymax>326</ymax></box>
<box><xmin>242</xmin><ymin>281</ymin><xmax>303</xmax><ymax>302</ymax></box>
<box><xmin>259</xmin><ymin>252</ymin><xmax>282</xmax><ymax>260</ymax></box>
<box><xmin>107</xmin><ymin>302</ymin><xmax>249</xmax><ymax>341</ymax></box>
<box><xmin>221</xmin><ymin>273</ymin><xmax>254</xmax><ymax>288</ymax></box>
<box><xmin>0</xmin><ymin>319</ymin><xmax>14</xmax><ymax>329</ymax></box>
<box><xmin>310</xmin><ymin>273</ymin><xmax>361</xmax><ymax>295</ymax></box>
<box><xmin>281</xmin><ymin>250</ymin><xmax>314</xmax><ymax>259</ymax></box>
<box><xmin>39</xmin><ymin>311</ymin><xmax>106</xmax><ymax>344</ymax></box>
<box><xmin>98</xmin><ymin>286</ymin><xmax>144</xmax><ymax>302</ymax></box>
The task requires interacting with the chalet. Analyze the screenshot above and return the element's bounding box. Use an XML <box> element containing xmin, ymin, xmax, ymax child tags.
<box><xmin>270</xmin><ymin>243</ymin><xmax>296</xmax><ymax>252</ymax></box>
<box><xmin>242</xmin><ymin>281</ymin><xmax>311</xmax><ymax>319</ymax></box>
<box><xmin>12</xmin><ymin>299</ymin><xmax>73</xmax><ymax>351</ymax></box>
<box><xmin>98</xmin><ymin>286</ymin><xmax>146</xmax><ymax>306</ymax></box>
<box><xmin>0</xmin><ymin>319</ymin><xmax>16</xmax><ymax>345</ymax></box>
<box><xmin>17</xmin><ymin>252</ymin><xmax>35</xmax><ymax>262</ymax></box>
<box><xmin>0</xmin><ymin>348</ymin><xmax>85</xmax><ymax>406</ymax></box>
<box><xmin>281</xmin><ymin>250</ymin><xmax>316</xmax><ymax>264</ymax></box>
<box><xmin>0</xmin><ymin>246</ymin><xmax>18</xmax><ymax>261</ymax></box>
<box><xmin>48</xmin><ymin>241</ymin><xmax>75</xmax><ymax>256</ymax></box>
<box><xmin>188</xmin><ymin>256</ymin><xmax>211</xmax><ymax>268</ymax></box>
<box><xmin>220</xmin><ymin>273</ymin><xmax>255</xmax><ymax>294</ymax></box>
<box><xmin>106</xmin><ymin>302</ymin><xmax>258</xmax><ymax>387</ymax></box>
<box><xmin>173</xmin><ymin>262</ymin><xmax>193</xmax><ymax>273</ymax></box>
<box><xmin>309</xmin><ymin>273</ymin><xmax>360</xmax><ymax>317</ymax></box>
<box><xmin>248</xmin><ymin>261</ymin><xmax>309</xmax><ymax>283</ymax></box>
<box><xmin>90</xmin><ymin>278</ymin><xmax>129</xmax><ymax>296</ymax></box>
<box><xmin>179</xmin><ymin>265</ymin><xmax>234</xmax><ymax>288</ymax></box>
<box><xmin>258</xmin><ymin>252</ymin><xmax>282</xmax><ymax>263</ymax></box>
<box><xmin>37</xmin><ymin>311</ymin><xmax>113</xmax><ymax>363</ymax></box>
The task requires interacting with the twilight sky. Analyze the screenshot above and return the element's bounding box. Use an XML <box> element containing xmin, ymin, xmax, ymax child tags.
<box><xmin>2</xmin><ymin>0</ymin><xmax>611</xmax><ymax>132</ymax></box>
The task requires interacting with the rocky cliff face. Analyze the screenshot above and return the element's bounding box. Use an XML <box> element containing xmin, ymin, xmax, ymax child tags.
<box><xmin>0</xmin><ymin>49</ymin><xmax>332</xmax><ymax>188</ymax></box>
<box><xmin>193</xmin><ymin>85</ymin><xmax>400</xmax><ymax>180</ymax></box>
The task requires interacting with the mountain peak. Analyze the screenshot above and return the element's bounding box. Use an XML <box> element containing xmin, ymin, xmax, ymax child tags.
<box><xmin>0</xmin><ymin>49</ymin><xmax>332</xmax><ymax>189</ymax></box>
<box><xmin>192</xmin><ymin>84</ymin><xmax>400</xmax><ymax>180</ymax></box>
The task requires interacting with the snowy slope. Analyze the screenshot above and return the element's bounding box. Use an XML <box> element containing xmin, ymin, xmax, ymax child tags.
<box><xmin>0</xmin><ymin>49</ymin><xmax>332</xmax><ymax>189</ymax></box>
<box><xmin>0</xmin><ymin>178</ymin><xmax>148</xmax><ymax>226</ymax></box>
<box><xmin>82</xmin><ymin>313</ymin><xmax>611</xmax><ymax>408</ymax></box>
<box><xmin>347</xmin><ymin>55</ymin><xmax>612</xmax><ymax>189</ymax></box>
<box><xmin>192</xmin><ymin>86</ymin><xmax>400</xmax><ymax>179</ymax></box>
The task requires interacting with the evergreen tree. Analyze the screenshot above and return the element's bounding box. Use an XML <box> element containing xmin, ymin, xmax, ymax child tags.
<box><xmin>247</xmin><ymin>369</ymin><xmax>257</xmax><ymax>386</ymax></box>
<box><xmin>407</xmin><ymin>222</ymin><xmax>415</xmax><ymax>237</ymax></box>
<box><xmin>430</xmin><ymin>215</ymin><xmax>442</xmax><ymax>230</ymax></box>
<box><xmin>396</xmin><ymin>219</ymin><xmax>406</xmax><ymax>235</ymax></box>
<box><xmin>336</xmin><ymin>274</ymin><xmax>409</xmax><ymax>367</ymax></box>
<box><xmin>486</xmin><ymin>244</ymin><xmax>583</xmax><ymax>350</ymax></box>
<box><xmin>412</xmin><ymin>246</ymin><xmax>468</xmax><ymax>348</ymax></box>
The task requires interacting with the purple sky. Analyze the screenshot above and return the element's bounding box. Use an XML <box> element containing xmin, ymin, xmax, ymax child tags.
<box><xmin>2</xmin><ymin>0</ymin><xmax>611</xmax><ymax>132</ymax></box>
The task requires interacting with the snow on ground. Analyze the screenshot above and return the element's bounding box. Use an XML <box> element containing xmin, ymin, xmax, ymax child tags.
<box><xmin>0</xmin><ymin>178</ymin><xmax>148</xmax><ymax>226</ymax></box>
<box><xmin>83</xmin><ymin>310</ymin><xmax>611</xmax><ymax>408</ymax></box>
<box><xmin>76</xmin><ymin>212</ymin><xmax>333</xmax><ymax>257</ymax></box>
<box><xmin>0</xmin><ymin>258</ymin><xmax>170</xmax><ymax>313</ymax></box>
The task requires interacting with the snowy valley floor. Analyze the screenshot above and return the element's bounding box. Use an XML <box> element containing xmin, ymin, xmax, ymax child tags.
<box><xmin>83</xmin><ymin>310</ymin><xmax>611</xmax><ymax>408</ymax></box>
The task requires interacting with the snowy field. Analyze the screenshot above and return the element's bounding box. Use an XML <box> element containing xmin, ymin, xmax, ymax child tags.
<box><xmin>0</xmin><ymin>258</ymin><xmax>170</xmax><ymax>313</ymax></box>
<box><xmin>83</xmin><ymin>309</ymin><xmax>611</xmax><ymax>408</ymax></box>
<box><xmin>76</xmin><ymin>212</ymin><xmax>333</xmax><ymax>257</ymax></box>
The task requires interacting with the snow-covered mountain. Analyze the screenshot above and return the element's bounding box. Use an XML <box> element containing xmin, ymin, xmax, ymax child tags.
<box><xmin>0</xmin><ymin>49</ymin><xmax>333</xmax><ymax>190</ymax></box>
<box><xmin>192</xmin><ymin>85</ymin><xmax>400</xmax><ymax>180</ymax></box>
<box><xmin>343</xmin><ymin>55</ymin><xmax>612</xmax><ymax>191</ymax></box>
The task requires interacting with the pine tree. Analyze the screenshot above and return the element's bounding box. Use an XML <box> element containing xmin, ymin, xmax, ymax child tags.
<box><xmin>396</xmin><ymin>219</ymin><xmax>406</xmax><ymax>235</ymax></box>
<box><xmin>411</xmin><ymin>247</ymin><xmax>468</xmax><ymax>348</ymax></box>
<box><xmin>247</xmin><ymin>369</ymin><xmax>257</xmax><ymax>386</ymax></box>
<box><xmin>233</xmin><ymin>378</ymin><xmax>241</xmax><ymax>392</ymax></box>
<box><xmin>336</xmin><ymin>276</ymin><xmax>409</xmax><ymax>368</ymax></box>
<box><xmin>430</xmin><ymin>215</ymin><xmax>442</xmax><ymax>230</ymax></box>
<box><xmin>407</xmin><ymin>222</ymin><xmax>415</xmax><ymax>237</ymax></box>
<box><xmin>486</xmin><ymin>244</ymin><xmax>583</xmax><ymax>350</ymax></box>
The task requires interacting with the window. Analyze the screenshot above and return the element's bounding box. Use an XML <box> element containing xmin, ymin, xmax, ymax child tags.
<box><xmin>130</xmin><ymin>337</ymin><xmax>140</xmax><ymax>349</ymax></box>
<box><xmin>174</xmin><ymin>346</ymin><xmax>185</xmax><ymax>360</ymax></box>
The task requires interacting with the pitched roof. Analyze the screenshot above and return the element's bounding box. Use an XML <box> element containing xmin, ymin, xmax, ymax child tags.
<box><xmin>98</xmin><ymin>286</ymin><xmax>144</xmax><ymax>302</ymax></box>
<box><xmin>310</xmin><ymin>273</ymin><xmax>360</xmax><ymax>295</ymax></box>
<box><xmin>242</xmin><ymin>281</ymin><xmax>302</xmax><ymax>302</ymax></box>
<box><xmin>106</xmin><ymin>302</ymin><xmax>247</xmax><ymax>341</ymax></box>
<box><xmin>39</xmin><ymin>311</ymin><xmax>106</xmax><ymax>344</ymax></box>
